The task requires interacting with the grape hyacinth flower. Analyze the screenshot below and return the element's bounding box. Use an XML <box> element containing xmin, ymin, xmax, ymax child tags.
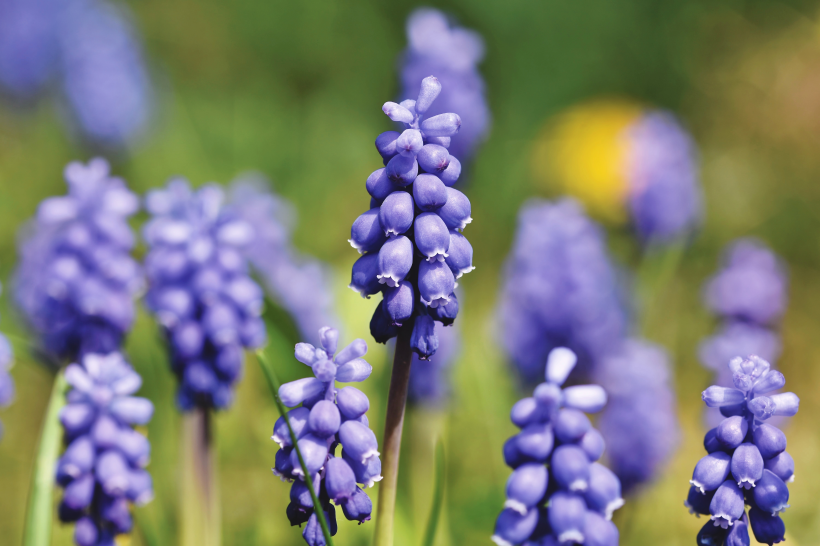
<box><xmin>273</xmin><ymin>328</ymin><xmax>380</xmax><ymax>545</ymax></box>
<box><xmin>0</xmin><ymin>0</ymin><xmax>58</xmax><ymax>100</ymax></box>
<box><xmin>58</xmin><ymin>0</ymin><xmax>152</xmax><ymax>148</ymax></box>
<box><xmin>493</xmin><ymin>347</ymin><xmax>623</xmax><ymax>546</ymax></box>
<box><xmin>56</xmin><ymin>352</ymin><xmax>154</xmax><ymax>545</ymax></box>
<box><xmin>595</xmin><ymin>339</ymin><xmax>680</xmax><ymax>493</ymax></box>
<box><xmin>230</xmin><ymin>177</ymin><xmax>338</xmax><ymax>343</ymax></box>
<box><xmin>349</xmin><ymin>75</ymin><xmax>473</xmax><ymax>359</ymax></box>
<box><xmin>498</xmin><ymin>198</ymin><xmax>628</xmax><ymax>384</ymax></box>
<box><xmin>400</xmin><ymin>8</ymin><xmax>490</xmax><ymax>163</ymax></box>
<box><xmin>699</xmin><ymin>239</ymin><xmax>788</xmax><ymax>427</ymax></box>
<box><xmin>14</xmin><ymin>158</ymin><xmax>142</xmax><ymax>362</ymax></box>
<box><xmin>0</xmin><ymin>313</ymin><xmax>14</xmax><ymax>439</ymax></box>
<box><xmin>686</xmin><ymin>355</ymin><xmax>798</xmax><ymax>545</ymax></box>
<box><xmin>143</xmin><ymin>179</ymin><xmax>266</xmax><ymax>410</ymax></box>
<box><xmin>624</xmin><ymin>111</ymin><xmax>701</xmax><ymax>244</ymax></box>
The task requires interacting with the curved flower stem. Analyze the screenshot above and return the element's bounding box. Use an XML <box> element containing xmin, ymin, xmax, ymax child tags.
<box><xmin>374</xmin><ymin>323</ymin><xmax>415</xmax><ymax>546</ymax></box>
<box><xmin>256</xmin><ymin>348</ymin><xmax>335</xmax><ymax>546</ymax></box>
<box><xmin>23</xmin><ymin>369</ymin><xmax>68</xmax><ymax>546</ymax></box>
<box><xmin>180</xmin><ymin>407</ymin><xmax>221</xmax><ymax>546</ymax></box>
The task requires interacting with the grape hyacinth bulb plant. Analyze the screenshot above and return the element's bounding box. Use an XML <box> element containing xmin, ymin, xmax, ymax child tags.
<box><xmin>14</xmin><ymin>157</ymin><xmax>142</xmax><ymax>362</ymax></box>
<box><xmin>686</xmin><ymin>355</ymin><xmax>798</xmax><ymax>545</ymax></box>
<box><xmin>699</xmin><ymin>239</ymin><xmax>788</xmax><ymax>427</ymax></box>
<box><xmin>230</xmin><ymin>177</ymin><xmax>338</xmax><ymax>342</ymax></box>
<box><xmin>497</xmin><ymin>198</ymin><xmax>627</xmax><ymax>384</ymax></box>
<box><xmin>273</xmin><ymin>327</ymin><xmax>380</xmax><ymax>545</ymax></box>
<box><xmin>56</xmin><ymin>352</ymin><xmax>154</xmax><ymax>546</ymax></box>
<box><xmin>143</xmin><ymin>178</ymin><xmax>266</xmax><ymax>546</ymax></box>
<box><xmin>493</xmin><ymin>347</ymin><xmax>623</xmax><ymax>546</ymax></box>
<box><xmin>400</xmin><ymin>8</ymin><xmax>490</xmax><ymax>163</ymax></box>
<box><xmin>348</xmin><ymin>75</ymin><xmax>473</xmax><ymax>546</ymax></box>
<box><xmin>143</xmin><ymin>178</ymin><xmax>266</xmax><ymax>411</ymax></box>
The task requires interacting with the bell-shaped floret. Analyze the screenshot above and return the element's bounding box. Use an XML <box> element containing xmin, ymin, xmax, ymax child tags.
<box><xmin>444</xmin><ymin>230</ymin><xmax>474</xmax><ymax>278</ymax></box>
<box><xmin>514</xmin><ymin>422</ymin><xmax>553</xmax><ymax>462</ymax></box>
<box><xmin>336</xmin><ymin>358</ymin><xmax>372</xmax><ymax>383</ymax></box>
<box><xmin>702</xmin><ymin>386</ymin><xmax>745</xmax><ymax>408</ymax></box>
<box><xmin>554</xmin><ymin>408</ymin><xmax>592</xmax><ymax>444</ymax></box>
<box><xmin>375</xmin><ymin>132</ymin><xmax>400</xmax><ymax>161</ymax></box>
<box><xmin>324</xmin><ymin>457</ymin><xmax>357</xmax><ymax>503</ymax></box>
<box><xmin>585</xmin><ymin>463</ymin><xmax>624</xmax><ymax>520</ymax></box>
<box><xmin>410</xmin><ymin>313</ymin><xmax>438</xmax><ymax>359</ymax></box>
<box><xmin>552</xmin><ymin>445</ymin><xmax>591</xmax><ymax>491</ymax></box>
<box><xmin>377</xmin><ymin>236</ymin><xmax>413</xmax><ymax>287</ymax></box>
<box><xmin>579</xmin><ymin>429</ymin><xmax>606</xmax><ymax>462</ymax></box>
<box><xmin>752</xmin><ymin>469</ymin><xmax>790</xmax><ymax>515</ymax></box>
<box><xmin>369</xmin><ymin>301</ymin><xmax>399</xmax><ymax>344</ymax></box>
<box><xmin>584</xmin><ymin>511</ymin><xmax>619</xmax><ymax>546</ymax></box>
<box><xmin>491</xmin><ymin>507</ymin><xmax>539</xmax><ymax>546</ymax></box>
<box><xmin>691</xmin><ymin>451</ymin><xmax>731</xmax><ymax>494</ymax></box>
<box><xmin>752</xmin><ymin>370</ymin><xmax>786</xmax><ymax>394</ymax></box>
<box><xmin>349</xmin><ymin>209</ymin><xmax>386</xmax><ymax>254</ymax></box>
<box><xmin>764</xmin><ymin>451</ymin><xmax>794</xmax><ymax>483</ymax></box>
<box><xmin>385</xmin><ymin>154</ymin><xmax>418</xmax><ymax>186</ymax></box>
<box><xmin>545</xmin><ymin>347</ymin><xmax>577</xmax><ymax>385</ymax></box>
<box><xmin>384</xmin><ymin>281</ymin><xmax>415</xmax><ymax>326</ymax></box>
<box><xmin>415</xmin><ymin>213</ymin><xmax>451</xmax><ymax>263</ymax></box>
<box><xmin>272</xmin><ymin>407</ymin><xmax>310</xmax><ymax>449</ymax></box>
<box><xmin>415</xmin><ymin>76</ymin><xmax>442</xmax><ymax>115</ymax></box>
<box><xmin>685</xmin><ymin>485</ymin><xmax>715</xmax><ymax>517</ymax></box>
<box><xmin>725</xmin><ymin>512</ymin><xmax>750</xmax><ymax>546</ymax></box>
<box><xmin>279</xmin><ymin>378</ymin><xmax>326</xmax><ymax>408</ymax></box>
<box><xmin>342</xmin><ymin>449</ymin><xmax>382</xmax><ymax>488</ymax></box>
<box><xmin>366</xmin><ymin>168</ymin><xmax>397</xmax><ymax>201</ymax></box>
<box><xmin>709</xmin><ymin>480</ymin><xmax>745</xmax><ymax>529</ymax></box>
<box><xmin>420</xmin><ymin>113</ymin><xmax>462</xmax><ymax>138</ymax></box>
<box><xmin>417</xmin><ymin>144</ymin><xmax>450</xmax><ymax>174</ymax></box>
<box><xmin>339</xmin><ymin>421</ymin><xmax>379</xmax><ymax>465</ymax></box>
<box><xmin>548</xmin><ymin>492</ymin><xmax>586</xmax><ymax>544</ymax></box>
<box><xmin>336</xmin><ymin>387</ymin><xmax>369</xmax><ymax>420</ymax></box>
<box><xmin>341</xmin><ymin>486</ymin><xmax>373</xmax><ymax>523</ymax></box>
<box><xmin>716</xmin><ymin>416</ymin><xmax>748</xmax><ymax>450</ymax></box>
<box><xmin>413</xmin><ymin>174</ymin><xmax>448</xmax><ymax>212</ymax></box>
<box><xmin>748</xmin><ymin>506</ymin><xmax>785</xmax><ymax>545</ymax></box>
<box><xmin>731</xmin><ymin>443</ymin><xmax>764</xmax><ymax>489</ymax></box>
<box><xmin>439</xmin><ymin>155</ymin><xmax>461</xmax><ymax>186</ymax></box>
<box><xmin>379</xmin><ymin>192</ymin><xmax>415</xmax><ymax>237</ymax></box>
<box><xmin>563</xmin><ymin>385</ymin><xmax>607</xmax><ymax>413</ymax></box>
<box><xmin>290</xmin><ymin>434</ymin><xmax>329</xmax><ymax>478</ymax></box>
<box><xmin>752</xmin><ymin>424</ymin><xmax>787</xmax><ymax>460</ymax></box>
<box><xmin>430</xmin><ymin>292</ymin><xmax>458</xmax><ymax>325</ymax></box>
<box><xmin>396</xmin><ymin>129</ymin><xmax>423</xmax><ymax>157</ymax></box>
<box><xmin>418</xmin><ymin>260</ymin><xmax>455</xmax><ymax>308</ymax></box>
<box><xmin>504</xmin><ymin>463</ymin><xmax>548</xmax><ymax>515</ymax></box>
<box><xmin>438</xmin><ymin>187</ymin><xmax>472</xmax><ymax>230</ymax></box>
<box><xmin>308</xmin><ymin>401</ymin><xmax>341</xmax><ymax>438</ymax></box>
<box><xmin>382</xmin><ymin>102</ymin><xmax>414</xmax><ymax>124</ymax></box>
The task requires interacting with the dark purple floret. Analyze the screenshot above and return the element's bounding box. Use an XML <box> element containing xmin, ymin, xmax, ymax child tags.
<box><xmin>56</xmin><ymin>352</ymin><xmax>154</xmax><ymax>544</ymax></box>
<box><xmin>143</xmin><ymin>179</ymin><xmax>265</xmax><ymax>410</ymax></box>
<box><xmin>684</xmin><ymin>355</ymin><xmax>798</xmax><ymax>544</ymax></box>
<box><xmin>492</xmin><ymin>348</ymin><xmax>623</xmax><ymax>546</ymax></box>
<box><xmin>273</xmin><ymin>328</ymin><xmax>380</xmax><ymax>544</ymax></box>
<box><xmin>14</xmin><ymin>158</ymin><xmax>142</xmax><ymax>362</ymax></box>
<box><xmin>350</xmin><ymin>76</ymin><xmax>474</xmax><ymax>359</ymax></box>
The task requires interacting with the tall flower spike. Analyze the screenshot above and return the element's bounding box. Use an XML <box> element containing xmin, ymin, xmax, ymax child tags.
<box><xmin>400</xmin><ymin>8</ymin><xmax>490</xmax><ymax>163</ymax></box>
<box><xmin>229</xmin><ymin>176</ymin><xmax>339</xmax><ymax>343</ymax></box>
<box><xmin>143</xmin><ymin>179</ymin><xmax>266</xmax><ymax>410</ymax></box>
<box><xmin>273</xmin><ymin>328</ymin><xmax>380</xmax><ymax>545</ymax></box>
<box><xmin>56</xmin><ymin>352</ymin><xmax>154</xmax><ymax>545</ymax></box>
<box><xmin>685</xmin><ymin>355</ymin><xmax>797</xmax><ymax>545</ymax></box>
<box><xmin>58</xmin><ymin>0</ymin><xmax>152</xmax><ymax>148</ymax></box>
<box><xmin>0</xmin><ymin>0</ymin><xmax>58</xmax><ymax>99</ymax></box>
<box><xmin>497</xmin><ymin>198</ymin><xmax>627</xmax><ymax>384</ymax></box>
<box><xmin>493</xmin><ymin>347</ymin><xmax>623</xmax><ymax>546</ymax></box>
<box><xmin>594</xmin><ymin>339</ymin><xmax>680</xmax><ymax>493</ymax></box>
<box><xmin>350</xmin><ymin>75</ymin><xmax>474</xmax><ymax>359</ymax></box>
<box><xmin>0</xmin><ymin>285</ymin><xmax>14</xmax><ymax>439</ymax></box>
<box><xmin>699</xmin><ymin>239</ymin><xmax>788</xmax><ymax>427</ymax></box>
<box><xmin>14</xmin><ymin>158</ymin><xmax>142</xmax><ymax>362</ymax></box>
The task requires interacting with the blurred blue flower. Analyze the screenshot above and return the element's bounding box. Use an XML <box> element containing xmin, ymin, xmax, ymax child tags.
<box><xmin>594</xmin><ymin>339</ymin><xmax>680</xmax><ymax>493</ymax></box>
<box><xmin>625</xmin><ymin>111</ymin><xmax>702</xmax><ymax>243</ymax></box>
<box><xmin>497</xmin><ymin>198</ymin><xmax>628</xmax><ymax>384</ymax></box>
<box><xmin>700</xmin><ymin>239</ymin><xmax>788</xmax><ymax>427</ymax></box>
<box><xmin>687</xmin><ymin>355</ymin><xmax>797</xmax><ymax>545</ymax></box>
<box><xmin>56</xmin><ymin>352</ymin><xmax>154</xmax><ymax>545</ymax></box>
<box><xmin>0</xmin><ymin>0</ymin><xmax>58</xmax><ymax>100</ymax></box>
<box><xmin>350</xmin><ymin>75</ymin><xmax>474</xmax><ymax>358</ymax></box>
<box><xmin>273</xmin><ymin>328</ymin><xmax>379</xmax><ymax>543</ymax></box>
<box><xmin>400</xmin><ymin>8</ymin><xmax>490</xmax><ymax>163</ymax></box>
<box><xmin>0</xmin><ymin>287</ymin><xmax>14</xmax><ymax>439</ymax></box>
<box><xmin>229</xmin><ymin>176</ymin><xmax>338</xmax><ymax>344</ymax></box>
<box><xmin>493</xmin><ymin>347</ymin><xmax>622</xmax><ymax>546</ymax></box>
<box><xmin>143</xmin><ymin>179</ymin><xmax>266</xmax><ymax>410</ymax></box>
<box><xmin>0</xmin><ymin>0</ymin><xmax>152</xmax><ymax>149</ymax></box>
<box><xmin>14</xmin><ymin>158</ymin><xmax>142</xmax><ymax>362</ymax></box>
<box><xmin>408</xmin><ymin>320</ymin><xmax>459</xmax><ymax>406</ymax></box>
<box><xmin>58</xmin><ymin>0</ymin><xmax>152</xmax><ymax>148</ymax></box>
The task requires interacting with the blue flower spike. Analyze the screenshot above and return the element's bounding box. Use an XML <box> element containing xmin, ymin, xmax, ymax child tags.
<box><xmin>273</xmin><ymin>328</ymin><xmax>381</xmax><ymax>545</ymax></box>
<box><xmin>686</xmin><ymin>355</ymin><xmax>798</xmax><ymax>545</ymax></box>
<box><xmin>493</xmin><ymin>348</ymin><xmax>623</xmax><ymax>546</ymax></box>
<box><xmin>350</xmin><ymin>76</ymin><xmax>474</xmax><ymax>359</ymax></box>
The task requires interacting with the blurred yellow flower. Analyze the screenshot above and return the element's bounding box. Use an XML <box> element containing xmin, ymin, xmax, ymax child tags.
<box><xmin>531</xmin><ymin>100</ymin><xmax>643</xmax><ymax>223</ymax></box>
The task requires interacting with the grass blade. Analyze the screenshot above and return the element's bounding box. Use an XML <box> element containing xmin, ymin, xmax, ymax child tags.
<box><xmin>256</xmin><ymin>348</ymin><xmax>335</xmax><ymax>546</ymax></box>
<box><xmin>421</xmin><ymin>438</ymin><xmax>446</xmax><ymax>546</ymax></box>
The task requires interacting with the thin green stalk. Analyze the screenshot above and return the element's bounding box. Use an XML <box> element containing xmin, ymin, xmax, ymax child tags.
<box><xmin>374</xmin><ymin>323</ymin><xmax>415</xmax><ymax>546</ymax></box>
<box><xmin>637</xmin><ymin>238</ymin><xmax>686</xmax><ymax>336</ymax></box>
<box><xmin>256</xmin><ymin>348</ymin><xmax>335</xmax><ymax>546</ymax></box>
<box><xmin>180</xmin><ymin>407</ymin><xmax>220</xmax><ymax>546</ymax></box>
<box><xmin>24</xmin><ymin>369</ymin><xmax>68</xmax><ymax>546</ymax></box>
<box><xmin>421</xmin><ymin>438</ymin><xmax>446</xmax><ymax>546</ymax></box>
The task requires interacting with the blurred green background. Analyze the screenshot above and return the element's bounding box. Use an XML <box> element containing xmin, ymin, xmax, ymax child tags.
<box><xmin>3</xmin><ymin>0</ymin><xmax>820</xmax><ymax>544</ymax></box>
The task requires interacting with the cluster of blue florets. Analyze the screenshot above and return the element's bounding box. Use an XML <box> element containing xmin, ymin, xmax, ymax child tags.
<box><xmin>143</xmin><ymin>179</ymin><xmax>267</xmax><ymax>410</ymax></box>
<box><xmin>56</xmin><ymin>352</ymin><xmax>154</xmax><ymax>546</ymax></box>
<box><xmin>273</xmin><ymin>328</ymin><xmax>380</xmax><ymax>546</ymax></box>
<box><xmin>687</xmin><ymin>355</ymin><xmax>798</xmax><ymax>545</ymax></box>
<box><xmin>348</xmin><ymin>75</ymin><xmax>474</xmax><ymax>359</ymax></box>
<box><xmin>493</xmin><ymin>348</ymin><xmax>623</xmax><ymax>546</ymax></box>
<box><xmin>14</xmin><ymin>158</ymin><xmax>142</xmax><ymax>362</ymax></box>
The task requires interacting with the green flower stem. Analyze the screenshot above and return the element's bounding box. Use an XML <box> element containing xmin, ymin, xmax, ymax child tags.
<box><xmin>421</xmin><ymin>438</ymin><xmax>446</xmax><ymax>546</ymax></box>
<box><xmin>637</xmin><ymin>238</ymin><xmax>686</xmax><ymax>336</ymax></box>
<box><xmin>374</xmin><ymin>322</ymin><xmax>415</xmax><ymax>546</ymax></box>
<box><xmin>256</xmin><ymin>348</ymin><xmax>335</xmax><ymax>546</ymax></box>
<box><xmin>180</xmin><ymin>407</ymin><xmax>221</xmax><ymax>546</ymax></box>
<box><xmin>23</xmin><ymin>369</ymin><xmax>68</xmax><ymax>546</ymax></box>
